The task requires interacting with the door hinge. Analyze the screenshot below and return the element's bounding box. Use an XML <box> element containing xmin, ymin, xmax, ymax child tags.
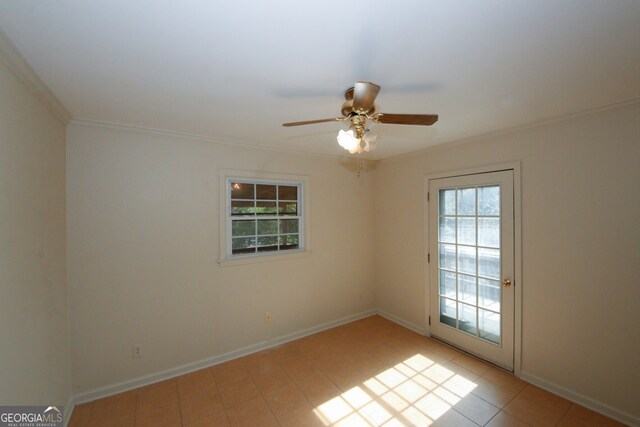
<box><xmin>427</xmin><ymin>253</ymin><xmax>430</xmax><ymax>263</ymax></box>
<box><xmin>428</xmin><ymin>315</ymin><xmax>431</xmax><ymax>325</ymax></box>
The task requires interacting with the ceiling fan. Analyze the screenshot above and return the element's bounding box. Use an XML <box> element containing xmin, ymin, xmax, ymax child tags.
<box><xmin>282</xmin><ymin>81</ymin><xmax>438</xmax><ymax>154</ymax></box>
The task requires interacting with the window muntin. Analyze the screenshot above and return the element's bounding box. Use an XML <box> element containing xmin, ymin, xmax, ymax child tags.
<box><xmin>228</xmin><ymin>179</ymin><xmax>303</xmax><ymax>256</ymax></box>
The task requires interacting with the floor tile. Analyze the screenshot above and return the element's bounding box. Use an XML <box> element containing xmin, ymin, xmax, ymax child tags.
<box><xmin>482</xmin><ymin>368</ymin><xmax>528</xmax><ymax>393</ymax></box>
<box><xmin>281</xmin><ymin>359</ymin><xmax>320</xmax><ymax>381</ymax></box>
<box><xmin>177</xmin><ymin>369</ymin><xmax>217</xmax><ymax>400</ymax></box>
<box><xmin>183</xmin><ymin>409</ymin><xmax>230</xmax><ymax>426</ymax></box>
<box><xmin>136</xmin><ymin>380</ymin><xmax>179</xmax><ymax>413</ymax></box>
<box><xmin>503</xmin><ymin>395</ymin><xmax>565</xmax><ymax>427</ymax></box>
<box><xmin>451</xmin><ymin>354</ymin><xmax>492</xmax><ymax>376</ymax></box>
<box><xmin>470</xmin><ymin>376</ymin><xmax>520</xmax><ymax>408</ymax></box>
<box><xmin>68</xmin><ymin>402</ymin><xmax>92</xmax><ymax>427</ymax></box>
<box><xmin>486</xmin><ymin>410</ymin><xmax>533</xmax><ymax>426</ymax></box>
<box><xmin>90</xmin><ymin>390</ymin><xmax>137</xmax><ymax>420</ymax></box>
<box><xmin>225</xmin><ymin>396</ymin><xmax>277</xmax><ymax>427</ymax></box>
<box><xmin>217</xmin><ymin>377</ymin><xmax>260</xmax><ymax>409</ymax></box>
<box><xmin>561</xmin><ymin>404</ymin><xmax>627</xmax><ymax>426</ymax></box>
<box><xmin>263</xmin><ymin>383</ymin><xmax>309</xmax><ymax>417</ymax></box>
<box><xmin>135</xmin><ymin>401</ymin><xmax>181</xmax><ymax>427</ymax></box>
<box><xmin>519</xmin><ymin>384</ymin><xmax>572</xmax><ymax>414</ymax></box>
<box><xmin>88</xmin><ymin>414</ymin><xmax>135</xmax><ymax>427</ymax></box>
<box><xmin>294</xmin><ymin>371</ymin><xmax>342</xmax><ymax>404</ymax></box>
<box><xmin>276</xmin><ymin>403</ymin><xmax>326</xmax><ymax>427</ymax></box>
<box><xmin>210</xmin><ymin>360</ymin><xmax>249</xmax><ymax>387</ymax></box>
<box><xmin>250</xmin><ymin>365</ymin><xmax>292</xmax><ymax>395</ymax></box>
<box><xmin>453</xmin><ymin>392</ymin><xmax>500</xmax><ymax>425</ymax></box>
<box><xmin>179</xmin><ymin>390</ymin><xmax>224</xmax><ymax>425</ymax></box>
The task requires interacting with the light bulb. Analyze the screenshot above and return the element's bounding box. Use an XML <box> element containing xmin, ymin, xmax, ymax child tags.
<box><xmin>337</xmin><ymin>129</ymin><xmax>359</xmax><ymax>152</ymax></box>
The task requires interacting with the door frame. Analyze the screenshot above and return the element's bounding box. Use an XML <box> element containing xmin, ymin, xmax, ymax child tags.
<box><xmin>424</xmin><ymin>161</ymin><xmax>523</xmax><ymax>375</ymax></box>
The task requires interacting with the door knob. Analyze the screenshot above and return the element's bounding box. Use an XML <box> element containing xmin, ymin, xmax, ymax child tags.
<box><xmin>503</xmin><ymin>279</ymin><xmax>511</xmax><ymax>287</ymax></box>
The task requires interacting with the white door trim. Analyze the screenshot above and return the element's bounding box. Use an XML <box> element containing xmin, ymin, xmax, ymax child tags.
<box><xmin>424</xmin><ymin>162</ymin><xmax>522</xmax><ymax>375</ymax></box>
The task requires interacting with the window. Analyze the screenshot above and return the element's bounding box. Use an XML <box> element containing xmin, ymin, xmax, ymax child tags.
<box><xmin>226</xmin><ymin>177</ymin><xmax>305</xmax><ymax>258</ymax></box>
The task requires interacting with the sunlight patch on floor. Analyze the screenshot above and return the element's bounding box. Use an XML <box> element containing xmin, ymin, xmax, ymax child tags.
<box><xmin>313</xmin><ymin>353</ymin><xmax>478</xmax><ymax>426</ymax></box>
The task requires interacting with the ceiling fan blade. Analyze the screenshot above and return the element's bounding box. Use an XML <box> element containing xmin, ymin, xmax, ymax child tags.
<box><xmin>376</xmin><ymin>113</ymin><xmax>439</xmax><ymax>126</ymax></box>
<box><xmin>282</xmin><ymin>117</ymin><xmax>342</xmax><ymax>127</ymax></box>
<box><xmin>352</xmin><ymin>81</ymin><xmax>381</xmax><ymax>113</ymax></box>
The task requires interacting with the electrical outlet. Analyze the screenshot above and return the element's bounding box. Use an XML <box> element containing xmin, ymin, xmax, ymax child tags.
<box><xmin>265</xmin><ymin>312</ymin><xmax>272</xmax><ymax>323</ymax></box>
<box><xmin>132</xmin><ymin>345</ymin><xmax>142</xmax><ymax>359</ymax></box>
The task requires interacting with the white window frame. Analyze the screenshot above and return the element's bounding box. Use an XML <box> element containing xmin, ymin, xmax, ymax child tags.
<box><xmin>218</xmin><ymin>169</ymin><xmax>311</xmax><ymax>267</ymax></box>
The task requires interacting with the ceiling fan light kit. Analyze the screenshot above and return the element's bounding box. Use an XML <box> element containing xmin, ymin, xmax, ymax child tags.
<box><xmin>283</xmin><ymin>81</ymin><xmax>438</xmax><ymax>154</ymax></box>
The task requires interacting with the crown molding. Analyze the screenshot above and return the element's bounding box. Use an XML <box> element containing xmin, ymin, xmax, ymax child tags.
<box><xmin>0</xmin><ymin>28</ymin><xmax>72</xmax><ymax>126</ymax></box>
<box><xmin>384</xmin><ymin>97</ymin><xmax>640</xmax><ymax>163</ymax></box>
<box><xmin>69</xmin><ymin>118</ymin><xmax>364</xmax><ymax>161</ymax></box>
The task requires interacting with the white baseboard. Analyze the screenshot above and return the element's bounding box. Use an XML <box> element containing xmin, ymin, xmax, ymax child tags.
<box><xmin>519</xmin><ymin>371</ymin><xmax>639</xmax><ymax>427</ymax></box>
<box><xmin>72</xmin><ymin>309</ymin><xmax>376</xmax><ymax>405</ymax></box>
<box><xmin>376</xmin><ymin>309</ymin><xmax>428</xmax><ymax>335</ymax></box>
<box><xmin>63</xmin><ymin>394</ymin><xmax>75</xmax><ymax>427</ymax></box>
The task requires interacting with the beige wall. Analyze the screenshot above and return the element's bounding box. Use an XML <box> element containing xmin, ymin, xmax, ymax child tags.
<box><xmin>373</xmin><ymin>103</ymin><xmax>640</xmax><ymax>419</ymax></box>
<box><xmin>66</xmin><ymin>123</ymin><xmax>376</xmax><ymax>393</ymax></box>
<box><xmin>0</xmin><ymin>61</ymin><xmax>69</xmax><ymax>405</ymax></box>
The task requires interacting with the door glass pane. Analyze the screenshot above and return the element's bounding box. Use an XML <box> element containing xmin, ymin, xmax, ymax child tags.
<box><xmin>457</xmin><ymin>245</ymin><xmax>476</xmax><ymax>275</ymax></box>
<box><xmin>458</xmin><ymin>274</ymin><xmax>476</xmax><ymax>304</ymax></box>
<box><xmin>439</xmin><ymin>190</ymin><xmax>456</xmax><ymax>215</ymax></box>
<box><xmin>440</xmin><ymin>297</ymin><xmax>456</xmax><ymax>328</ymax></box>
<box><xmin>479</xmin><ymin>278</ymin><xmax>501</xmax><ymax>311</ymax></box>
<box><xmin>478</xmin><ymin>248</ymin><xmax>500</xmax><ymax>279</ymax></box>
<box><xmin>479</xmin><ymin>309</ymin><xmax>500</xmax><ymax>344</ymax></box>
<box><xmin>440</xmin><ymin>271</ymin><xmax>456</xmax><ymax>299</ymax></box>
<box><xmin>457</xmin><ymin>188</ymin><xmax>476</xmax><ymax>215</ymax></box>
<box><xmin>457</xmin><ymin>217</ymin><xmax>476</xmax><ymax>245</ymax></box>
<box><xmin>458</xmin><ymin>303</ymin><xmax>477</xmax><ymax>335</ymax></box>
<box><xmin>439</xmin><ymin>217</ymin><xmax>456</xmax><ymax>243</ymax></box>
<box><xmin>478</xmin><ymin>217</ymin><xmax>500</xmax><ymax>248</ymax></box>
<box><xmin>436</xmin><ymin>183</ymin><xmax>503</xmax><ymax>346</ymax></box>
<box><xmin>478</xmin><ymin>186</ymin><xmax>500</xmax><ymax>216</ymax></box>
<box><xmin>439</xmin><ymin>244</ymin><xmax>456</xmax><ymax>271</ymax></box>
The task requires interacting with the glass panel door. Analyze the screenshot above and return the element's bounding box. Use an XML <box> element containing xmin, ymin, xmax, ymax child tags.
<box><xmin>429</xmin><ymin>170</ymin><xmax>515</xmax><ymax>370</ymax></box>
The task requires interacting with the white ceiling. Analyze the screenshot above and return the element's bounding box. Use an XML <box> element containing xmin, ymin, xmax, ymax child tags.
<box><xmin>0</xmin><ymin>0</ymin><xmax>638</xmax><ymax>159</ymax></box>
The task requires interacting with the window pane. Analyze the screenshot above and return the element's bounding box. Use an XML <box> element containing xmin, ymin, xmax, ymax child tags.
<box><xmin>256</xmin><ymin>184</ymin><xmax>277</xmax><ymax>200</ymax></box>
<box><xmin>478</xmin><ymin>217</ymin><xmax>500</xmax><ymax>248</ymax></box>
<box><xmin>231</xmin><ymin>182</ymin><xmax>254</xmax><ymax>199</ymax></box>
<box><xmin>439</xmin><ymin>217</ymin><xmax>456</xmax><ymax>243</ymax></box>
<box><xmin>439</xmin><ymin>244</ymin><xmax>456</xmax><ymax>271</ymax></box>
<box><xmin>458</xmin><ymin>303</ymin><xmax>477</xmax><ymax>335</ymax></box>
<box><xmin>479</xmin><ymin>278</ymin><xmax>501</xmax><ymax>311</ymax></box>
<box><xmin>439</xmin><ymin>270</ymin><xmax>456</xmax><ymax>299</ymax></box>
<box><xmin>280</xmin><ymin>219</ymin><xmax>298</xmax><ymax>234</ymax></box>
<box><xmin>257</xmin><ymin>235</ymin><xmax>279</xmax><ymax>252</ymax></box>
<box><xmin>279</xmin><ymin>186</ymin><xmax>298</xmax><ymax>201</ymax></box>
<box><xmin>457</xmin><ymin>245</ymin><xmax>476</xmax><ymax>275</ymax></box>
<box><xmin>232</xmin><ymin>237</ymin><xmax>256</xmax><ymax>254</ymax></box>
<box><xmin>280</xmin><ymin>234</ymin><xmax>299</xmax><ymax>250</ymax></box>
<box><xmin>457</xmin><ymin>188</ymin><xmax>476</xmax><ymax>215</ymax></box>
<box><xmin>257</xmin><ymin>219</ymin><xmax>278</xmax><ymax>235</ymax></box>
<box><xmin>256</xmin><ymin>201</ymin><xmax>278</xmax><ymax>215</ymax></box>
<box><xmin>439</xmin><ymin>189</ymin><xmax>456</xmax><ymax>215</ymax></box>
<box><xmin>231</xmin><ymin>200</ymin><xmax>255</xmax><ymax>216</ymax></box>
<box><xmin>279</xmin><ymin>201</ymin><xmax>297</xmax><ymax>215</ymax></box>
<box><xmin>458</xmin><ymin>274</ymin><xmax>476</xmax><ymax>305</ymax></box>
<box><xmin>478</xmin><ymin>186</ymin><xmax>500</xmax><ymax>216</ymax></box>
<box><xmin>479</xmin><ymin>309</ymin><xmax>500</xmax><ymax>344</ymax></box>
<box><xmin>478</xmin><ymin>247</ymin><xmax>500</xmax><ymax>279</ymax></box>
<box><xmin>440</xmin><ymin>297</ymin><xmax>456</xmax><ymax>328</ymax></box>
<box><xmin>457</xmin><ymin>217</ymin><xmax>476</xmax><ymax>245</ymax></box>
<box><xmin>232</xmin><ymin>220</ymin><xmax>255</xmax><ymax>236</ymax></box>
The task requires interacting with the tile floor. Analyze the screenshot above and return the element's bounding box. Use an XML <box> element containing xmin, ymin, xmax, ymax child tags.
<box><xmin>69</xmin><ymin>315</ymin><xmax>625</xmax><ymax>427</ymax></box>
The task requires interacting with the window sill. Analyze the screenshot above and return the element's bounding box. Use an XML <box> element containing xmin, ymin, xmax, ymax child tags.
<box><xmin>217</xmin><ymin>249</ymin><xmax>311</xmax><ymax>268</ymax></box>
